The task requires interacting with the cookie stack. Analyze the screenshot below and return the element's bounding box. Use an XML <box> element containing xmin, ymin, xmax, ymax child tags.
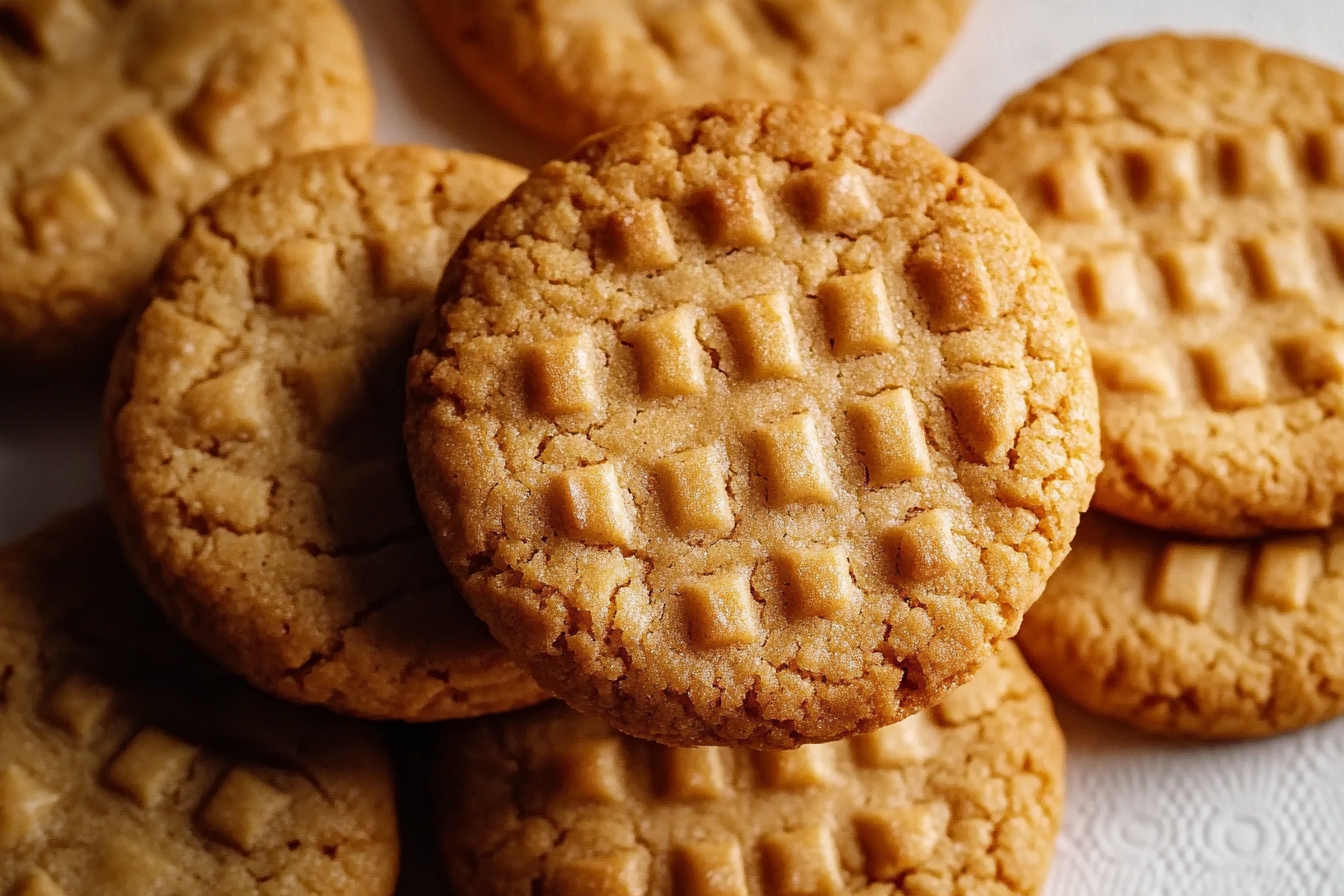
<box><xmin>964</xmin><ymin>36</ymin><xmax>1344</xmax><ymax>740</ymax></box>
<box><xmin>4</xmin><ymin>0</ymin><xmax>1099</xmax><ymax>890</ymax></box>
<box><xmin>8</xmin><ymin>0</ymin><xmax>1337</xmax><ymax>893</ymax></box>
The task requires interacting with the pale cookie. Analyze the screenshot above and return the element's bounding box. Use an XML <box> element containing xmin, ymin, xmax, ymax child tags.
<box><xmin>437</xmin><ymin>644</ymin><xmax>1065</xmax><ymax>896</ymax></box>
<box><xmin>104</xmin><ymin>145</ymin><xmax>549</xmax><ymax>722</ymax></box>
<box><xmin>413</xmin><ymin>0</ymin><xmax>973</xmax><ymax>146</ymax></box>
<box><xmin>0</xmin><ymin>506</ymin><xmax>399</xmax><ymax>896</ymax></box>
<box><xmin>0</xmin><ymin>0</ymin><xmax>372</xmax><ymax>372</ymax></box>
<box><xmin>407</xmin><ymin>101</ymin><xmax>1100</xmax><ymax>748</ymax></box>
<box><xmin>1019</xmin><ymin>512</ymin><xmax>1344</xmax><ymax>739</ymax></box>
<box><xmin>962</xmin><ymin>35</ymin><xmax>1344</xmax><ymax>536</ymax></box>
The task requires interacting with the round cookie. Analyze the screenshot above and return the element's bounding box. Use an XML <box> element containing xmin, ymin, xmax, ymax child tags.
<box><xmin>104</xmin><ymin>145</ymin><xmax>549</xmax><ymax>722</ymax></box>
<box><xmin>1018</xmin><ymin>512</ymin><xmax>1344</xmax><ymax>739</ymax></box>
<box><xmin>407</xmin><ymin>100</ymin><xmax>1101</xmax><ymax>748</ymax></box>
<box><xmin>962</xmin><ymin>35</ymin><xmax>1344</xmax><ymax>536</ymax></box>
<box><xmin>0</xmin><ymin>506</ymin><xmax>399</xmax><ymax>896</ymax></box>
<box><xmin>437</xmin><ymin>644</ymin><xmax>1065</xmax><ymax>896</ymax></box>
<box><xmin>0</xmin><ymin>0</ymin><xmax>373</xmax><ymax>372</ymax></box>
<box><xmin>413</xmin><ymin>0</ymin><xmax>973</xmax><ymax>147</ymax></box>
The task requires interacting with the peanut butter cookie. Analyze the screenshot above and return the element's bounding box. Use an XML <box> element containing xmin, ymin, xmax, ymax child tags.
<box><xmin>414</xmin><ymin>0</ymin><xmax>973</xmax><ymax>146</ymax></box>
<box><xmin>105</xmin><ymin>145</ymin><xmax>548</xmax><ymax>722</ymax></box>
<box><xmin>437</xmin><ymin>644</ymin><xmax>1065</xmax><ymax>896</ymax></box>
<box><xmin>0</xmin><ymin>506</ymin><xmax>399</xmax><ymax>896</ymax></box>
<box><xmin>407</xmin><ymin>101</ymin><xmax>1100</xmax><ymax>748</ymax></box>
<box><xmin>0</xmin><ymin>0</ymin><xmax>372</xmax><ymax>372</ymax></box>
<box><xmin>962</xmin><ymin>35</ymin><xmax>1344</xmax><ymax>536</ymax></box>
<box><xmin>1019</xmin><ymin>512</ymin><xmax>1344</xmax><ymax>738</ymax></box>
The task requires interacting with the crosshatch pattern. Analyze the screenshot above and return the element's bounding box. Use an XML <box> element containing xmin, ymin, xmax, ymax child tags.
<box><xmin>962</xmin><ymin>36</ymin><xmax>1344</xmax><ymax>535</ymax></box>
<box><xmin>415</xmin><ymin>0</ymin><xmax>975</xmax><ymax>146</ymax></box>
<box><xmin>520</xmin><ymin>167</ymin><xmax>1029</xmax><ymax>586</ymax></box>
<box><xmin>1034</xmin><ymin>139</ymin><xmax>1344</xmax><ymax>412</ymax></box>
<box><xmin>0</xmin><ymin>508</ymin><xmax>398</xmax><ymax>896</ymax></box>
<box><xmin>408</xmin><ymin>102</ymin><xmax>1099</xmax><ymax>748</ymax></box>
<box><xmin>438</xmin><ymin>645</ymin><xmax>1065</xmax><ymax>896</ymax></box>
<box><xmin>0</xmin><ymin>0</ymin><xmax>370</xmax><ymax>366</ymax></box>
<box><xmin>105</xmin><ymin>147</ymin><xmax>549</xmax><ymax>722</ymax></box>
<box><xmin>1019</xmin><ymin>512</ymin><xmax>1344</xmax><ymax>738</ymax></box>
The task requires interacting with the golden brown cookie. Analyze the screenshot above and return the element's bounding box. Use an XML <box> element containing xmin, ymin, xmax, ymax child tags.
<box><xmin>407</xmin><ymin>100</ymin><xmax>1100</xmax><ymax>748</ymax></box>
<box><xmin>962</xmin><ymin>35</ymin><xmax>1344</xmax><ymax>536</ymax></box>
<box><xmin>437</xmin><ymin>644</ymin><xmax>1065</xmax><ymax>896</ymax></box>
<box><xmin>413</xmin><ymin>0</ymin><xmax>973</xmax><ymax>146</ymax></box>
<box><xmin>1019</xmin><ymin>512</ymin><xmax>1344</xmax><ymax>738</ymax></box>
<box><xmin>104</xmin><ymin>145</ymin><xmax>549</xmax><ymax>722</ymax></box>
<box><xmin>0</xmin><ymin>506</ymin><xmax>399</xmax><ymax>896</ymax></box>
<box><xmin>0</xmin><ymin>0</ymin><xmax>373</xmax><ymax>372</ymax></box>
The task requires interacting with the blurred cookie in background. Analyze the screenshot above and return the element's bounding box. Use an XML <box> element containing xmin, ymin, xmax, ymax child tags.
<box><xmin>0</xmin><ymin>505</ymin><xmax>400</xmax><ymax>896</ymax></box>
<box><xmin>413</xmin><ymin>0</ymin><xmax>973</xmax><ymax>146</ymax></box>
<box><xmin>0</xmin><ymin>0</ymin><xmax>373</xmax><ymax>373</ymax></box>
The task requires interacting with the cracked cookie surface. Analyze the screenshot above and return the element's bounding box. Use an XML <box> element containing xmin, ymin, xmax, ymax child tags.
<box><xmin>0</xmin><ymin>506</ymin><xmax>399</xmax><ymax>896</ymax></box>
<box><xmin>104</xmin><ymin>145</ymin><xmax>549</xmax><ymax>722</ymax></box>
<box><xmin>436</xmin><ymin>644</ymin><xmax>1064</xmax><ymax>896</ymax></box>
<box><xmin>1018</xmin><ymin>512</ymin><xmax>1344</xmax><ymax>738</ymax></box>
<box><xmin>962</xmin><ymin>35</ymin><xmax>1344</xmax><ymax>536</ymax></box>
<box><xmin>0</xmin><ymin>0</ymin><xmax>372</xmax><ymax>372</ymax></box>
<box><xmin>406</xmin><ymin>101</ymin><xmax>1100</xmax><ymax>748</ymax></box>
<box><xmin>413</xmin><ymin>0</ymin><xmax>972</xmax><ymax>147</ymax></box>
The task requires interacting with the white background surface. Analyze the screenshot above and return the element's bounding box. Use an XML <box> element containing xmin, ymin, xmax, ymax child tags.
<box><xmin>5</xmin><ymin>1</ymin><xmax>1344</xmax><ymax>893</ymax></box>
